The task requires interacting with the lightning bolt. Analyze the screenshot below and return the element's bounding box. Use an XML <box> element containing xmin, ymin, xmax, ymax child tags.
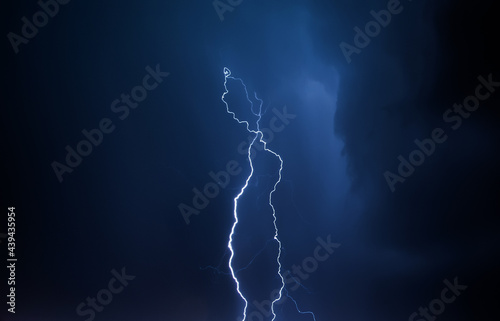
<box><xmin>221</xmin><ymin>67</ymin><xmax>285</xmax><ymax>321</ymax></box>
<box><xmin>200</xmin><ymin>239</ymin><xmax>274</xmax><ymax>276</ymax></box>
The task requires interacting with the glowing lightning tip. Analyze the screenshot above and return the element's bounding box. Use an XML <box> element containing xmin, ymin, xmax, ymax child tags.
<box><xmin>224</xmin><ymin>67</ymin><xmax>231</xmax><ymax>77</ymax></box>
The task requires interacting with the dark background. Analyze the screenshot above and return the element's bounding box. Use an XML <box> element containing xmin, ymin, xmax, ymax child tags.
<box><xmin>1</xmin><ymin>0</ymin><xmax>499</xmax><ymax>320</ymax></box>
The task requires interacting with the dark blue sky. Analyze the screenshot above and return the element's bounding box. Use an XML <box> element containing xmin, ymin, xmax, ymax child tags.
<box><xmin>2</xmin><ymin>0</ymin><xmax>499</xmax><ymax>320</ymax></box>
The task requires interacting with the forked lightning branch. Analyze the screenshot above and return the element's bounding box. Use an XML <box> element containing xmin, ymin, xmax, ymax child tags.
<box><xmin>219</xmin><ymin>68</ymin><xmax>317</xmax><ymax>321</ymax></box>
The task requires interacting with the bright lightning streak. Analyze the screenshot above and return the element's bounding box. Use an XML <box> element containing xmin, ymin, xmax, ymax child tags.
<box><xmin>200</xmin><ymin>239</ymin><xmax>274</xmax><ymax>275</ymax></box>
<box><xmin>221</xmin><ymin>67</ymin><xmax>285</xmax><ymax>321</ymax></box>
<box><xmin>265</xmin><ymin>132</ymin><xmax>285</xmax><ymax>321</ymax></box>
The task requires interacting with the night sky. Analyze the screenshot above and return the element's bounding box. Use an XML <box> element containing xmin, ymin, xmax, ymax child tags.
<box><xmin>2</xmin><ymin>0</ymin><xmax>499</xmax><ymax>321</ymax></box>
